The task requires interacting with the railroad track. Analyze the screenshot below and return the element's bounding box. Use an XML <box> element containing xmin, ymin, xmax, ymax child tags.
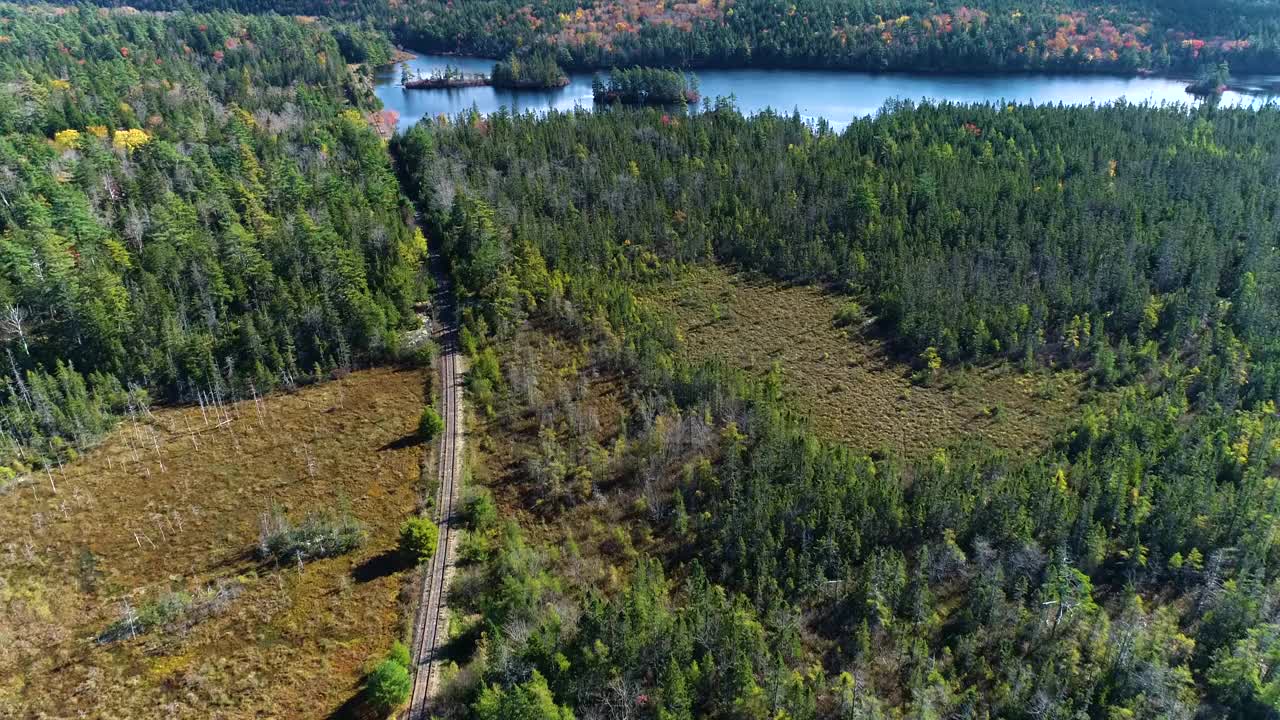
<box><xmin>405</xmin><ymin>292</ymin><xmax>462</xmax><ymax>719</ymax></box>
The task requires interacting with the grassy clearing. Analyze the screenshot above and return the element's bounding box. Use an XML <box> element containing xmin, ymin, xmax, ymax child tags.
<box><xmin>644</xmin><ymin>264</ymin><xmax>1085</xmax><ymax>457</ymax></box>
<box><xmin>0</xmin><ymin>367</ymin><xmax>426</xmax><ymax>719</ymax></box>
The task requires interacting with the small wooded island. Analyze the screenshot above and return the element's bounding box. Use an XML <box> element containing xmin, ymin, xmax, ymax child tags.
<box><xmin>403</xmin><ymin>66</ymin><xmax>487</xmax><ymax>89</ymax></box>
<box><xmin>1181</xmin><ymin>61</ymin><xmax>1280</xmax><ymax>98</ymax></box>
<box><xmin>1186</xmin><ymin>61</ymin><xmax>1232</xmax><ymax>96</ymax></box>
<box><xmin>591</xmin><ymin>67</ymin><xmax>700</xmax><ymax>105</ymax></box>
<box><xmin>402</xmin><ymin>57</ymin><xmax>702</xmax><ymax>108</ymax></box>
<box><xmin>403</xmin><ymin>52</ymin><xmax>569</xmax><ymax>90</ymax></box>
<box><xmin>490</xmin><ymin>52</ymin><xmax>570</xmax><ymax>89</ymax></box>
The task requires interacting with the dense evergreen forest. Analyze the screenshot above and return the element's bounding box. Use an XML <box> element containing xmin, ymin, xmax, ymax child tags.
<box><xmin>592</xmin><ymin>66</ymin><xmax>700</xmax><ymax>104</ymax></box>
<box><xmin>52</xmin><ymin>0</ymin><xmax>1280</xmax><ymax>75</ymax></box>
<box><xmin>391</xmin><ymin>101</ymin><xmax>1280</xmax><ymax>718</ymax></box>
<box><xmin>491</xmin><ymin>52</ymin><xmax>571</xmax><ymax>89</ymax></box>
<box><xmin>399</xmin><ymin>102</ymin><xmax>1280</xmax><ymax>388</ymax></box>
<box><xmin>0</xmin><ymin>4</ymin><xmax>422</xmax><ymax>473</ymax></box>
<box><xmin>7</xmin><ymin>2</ymin><xmax>1280</xmax><ymax>719</ymax></box>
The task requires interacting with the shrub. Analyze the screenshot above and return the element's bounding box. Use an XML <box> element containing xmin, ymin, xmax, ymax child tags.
<box><xmin>98</xmin><ymin>591</ymin><xmax>192</xmax><ymax>643</ymax></box>
<box><xmin>458</xmin><ymin>528</ymin><xmax>495</xmax><ymax>564</ymax></box>
<box><xmin>257</xmin><ymin>509</ymin><xmax>365</xmax><ymax>563</ymax></box>
<box><xmin>399</xmin><ymin>516</ymin><xmax>438</xmax><ymax>564</ymax></box>
<box><xmin>0</xmin><ymin>465</ymin><xmax>16</xmax><ymax>490</ymax></box>
<box><xmin>387</xmin><ymin>640</ymin><xmax>411</xmax><ymax>668</ymax></box>
<box><xmin>419</xmin><ymin>405</ymin><xmax>444</xmax><ymax>441</ymax></box>
<box><xmin>98</xmin><ymin>581</ymin><xmax>242</xmax><ymax>643</ymax></box>
<box><xmin>414</xmin><ymin>342</ymin><xmax>437</xmax><ymax>368</ymax></box>
<box><xmin>833</xmin><ymin>301</ymin><xmax>866</xmax><ymax>328</ymax></box>
<box><xmin>468</xmin><ymin>376</ymin><xmax>496</xmax><ymax>417</ymax></box>
<box><xmin>366</xmin><ymin>658</ymin><xmax>411</xmax><ymax>712</ymax></box>
<box><xmin>465</xmin><ymin>491</ymin><xmax>498</xmax><ymax>531</ymax></box>
<box><xmin>911</xmin><ymin>346</ymin><xmax>943</xmax><ymax>386</ymax></box>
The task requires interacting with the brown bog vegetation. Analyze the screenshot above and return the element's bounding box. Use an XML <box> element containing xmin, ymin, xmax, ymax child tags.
<box><xmin>646</xmin><ymin>265</ymin><xmax>1086</xmax><ymax>457</ymax></box>
<box><xmin>0</xmin><ymin>367</ymin><xmax>426</xmax><ymax>718</ymax></box>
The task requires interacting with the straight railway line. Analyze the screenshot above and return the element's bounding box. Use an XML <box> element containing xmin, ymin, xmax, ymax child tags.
<box><xmin>405</xmin><ymin>277</ymin><xmax>463</xmax><ymax>719</ymax></box>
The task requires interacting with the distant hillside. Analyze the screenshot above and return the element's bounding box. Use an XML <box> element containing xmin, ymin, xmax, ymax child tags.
<box><xmin>45</xmin><ymin>0</ymin><xmax>1280</xmax><ymax>74</ymax></box>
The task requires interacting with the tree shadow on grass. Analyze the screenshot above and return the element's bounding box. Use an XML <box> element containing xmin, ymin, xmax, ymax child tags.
<box><xmin>326</xmin><ymin>684</ymin><xmax>379</xmax><ymax>720</ymax></box>
<box><xmin>379</xmin><ymin>432</ymin><xmax>422</xmax><ymax>451</ymax></box>
<box><xmin>352</xmin><ymin>549</ymin><xmax>407</xmax><ymax>583</ymax></box>
<box><xmin>207</xmin><ymin>545</ymin><xmax>257</xmax><ymax>573</ymax></box>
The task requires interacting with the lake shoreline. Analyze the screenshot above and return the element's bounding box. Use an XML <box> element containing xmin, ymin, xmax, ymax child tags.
<box><xmin>375</xmin><ymin>52</ymin><xmax>1275</xmax><ymax>134</ymax></box>
<box><xmin>389</xmin><ymin>46</ymin><xmax>1279</xmax><ymax>87</ymax></box>
<box><xmin>382</xmin><ymin>48</ymin><xmax>1280</xmax><ymax>99</ymax></box>
<box><xmin>389</xmin><ymin>48</ymin><xmax>418</xmax><ymax>64</ymax></box>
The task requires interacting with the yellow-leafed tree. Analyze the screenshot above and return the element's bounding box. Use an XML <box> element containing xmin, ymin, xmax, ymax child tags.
<box><xmin>112</xmin><ymin>128</ymin><xmax>151</xmax><ymax>152</ymax></box>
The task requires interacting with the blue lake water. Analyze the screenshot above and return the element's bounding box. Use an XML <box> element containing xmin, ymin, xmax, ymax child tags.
<box><xmin>374</xmin><ymin>53</ymin><xmax>1277</xmax><ymax>132</ymax></box>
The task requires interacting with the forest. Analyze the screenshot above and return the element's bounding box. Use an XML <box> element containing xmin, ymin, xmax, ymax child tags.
<box><xmin>389</xmin><ymin>99</ymin><xmax>1280</xmax><ymax>719</ymax></box>
<box><xmin>491</xmin><ymin>52</ymin><xmax>571</xmax><ymax>89</ymax></box>
<box><xmin>5</xmin><ymin>1</ymin><xmax>1280</xmax><ymax>719</ymax></box>
<box><xmin>51</xmin><ymin>0</ymin><xmax>1280</xmax><ymax>75</ymax></box>
<box><xmin>592</xmin><ymin>67</ymin><xmax>700</xmax><ymax>104</ymax></box>
<box><xmin>397</xmin><ymin>102</ymin><xmax>1280</xmax><ymax>387</ymax></box>
<box><xmin>0</xmin><ymin>4</ymin><xmax>422</xmax><ymax>474</ymax></box>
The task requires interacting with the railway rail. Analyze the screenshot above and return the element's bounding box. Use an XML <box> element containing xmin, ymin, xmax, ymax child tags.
<box><xmin>405</xmin><ymin>282</ymin><xmax>463</xmax><ymax>719</ymax></box>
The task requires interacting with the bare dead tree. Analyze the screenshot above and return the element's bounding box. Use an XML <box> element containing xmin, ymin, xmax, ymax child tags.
<box><xmin>119</xmin><ymin>598</ymin><xmax>139</xmax><ymax>640</ymax></box>
<box><xmin>584</xmin><ymin>676</ymin><xmax>642</xmax><ymax>720</ymax></box>
<box><xmin>250</xmin><ymin>383</ymin><xmax>267</xmax><ymax>429</ymax></box>
<box><xmin>1197</xmin><ymin>548</ymin><xmax>1237</xmax><ymax>611</ymax></box>
<box><xmin>123</xmin><ymin>205</ymin><xmax>149</xmax><ymax>252</ymax></box>
<box><xmin>0</xmin><ymin>166</ymin><xmax>15</xmax><ymax>210</ymax></box>
<box><xmin>7</xmin><ymin>349</ymin><xmax>34</xmax><ymax>415</ymax></box>
<box><xmin>149</xmin><ymin>428</ymin><xmax>166</xmax><ymax>473</ymax></box>
<box><xmin>184</xmin><ymin>417</ymin><xmax>199</xmax><ymax>450</ymax></box>
<box><xmin>0</xmin><ymin>304</ymin><xmax>30</xmax><ymax>355</ymax></box>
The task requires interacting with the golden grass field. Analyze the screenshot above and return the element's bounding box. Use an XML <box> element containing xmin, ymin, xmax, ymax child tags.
<box><xmin>0</xmin><ymin>367</ymin><xmax>426</xmax><ymax>719</ymax></box>
<box><xmin>645</xmin><ymin>264</ymin><xmax>1086</xmax><ymax>457</ymax></box>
